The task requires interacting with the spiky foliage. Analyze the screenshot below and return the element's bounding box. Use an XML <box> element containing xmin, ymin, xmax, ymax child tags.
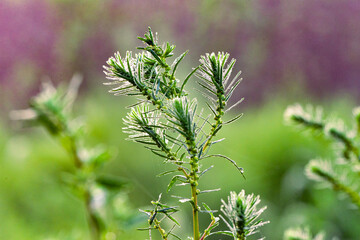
<box><xmin>10</xmin><ymin>76</ymin><xmax>80</xmax><ymax>136</ymax></box>
<box><xmin>284</xmin><ymin>227</ymin><xmax>325</xmax><ymax>240</ymax></box>
<box><xmin>196</xmin><ymin>52</ymin><xmax>244</xmax><ymax>151</ymax></box>
<box><xmin>103</xmin><ymin>28</ymin><xmax>246</xmax><ymax>240</ymax></box>
<box><xmin>123</xmin><ymin>104</ymin><xmax>176</xmax><ymax>160</ymax></box>
<box><xmin>138</xmin><ymin>194</ymin><xmax>181</xmax><ymax>240</ymax></box>
<box><xmin>219</xmin><ymin>190</ymin><xmax>269</xmax><ymax>240</ymax></box>
<box><xmin>103</xmin><ymin>27</ymin><xmax>195</xmax><ymax>108</ymax></box>
<box><xmin>197</xmin><ymin>52</ymin><xmax>243</xmax><ymax>115</ymax></box>
<box><xmin>284</xmin><ymin>104</ymin><xmax>324</xmax><ymax>131</ymax></box>
<box><xmin>11</xmin><ymin>75</ymin><xmax>130</xmax><ymax>240</ymax></box>
<box><xmin>284</xmin><ymin>104</ymin><xmax>360</xmax><ymax>209</ymax></box>
<box><xmin>165</xmin><ymin>97</ymin><xmax>197</xmax><ymax>149</ymax></box>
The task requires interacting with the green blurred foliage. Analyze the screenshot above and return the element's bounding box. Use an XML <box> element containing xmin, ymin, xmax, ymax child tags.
<box><xmin>2</xmin><ymin>88</ymin><xmax>359</xmax><ymax>239</ymax></box>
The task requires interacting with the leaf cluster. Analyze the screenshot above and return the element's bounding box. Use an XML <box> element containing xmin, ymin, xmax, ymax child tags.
<box><xmin>219</xmin><ymin>190</ymin><xmax>269</xmax><ymax>240</ymax></box>
<box><xmin>284</xmin><ymin>104</ymin><xmax>360</xmax><ymax>209</ymax></box>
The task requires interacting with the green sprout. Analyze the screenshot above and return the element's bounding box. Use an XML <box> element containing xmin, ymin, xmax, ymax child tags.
<box><xmin>103</xmin><ymin>27</ymin><xmax>265</xmax><ymax>240</ymax></box>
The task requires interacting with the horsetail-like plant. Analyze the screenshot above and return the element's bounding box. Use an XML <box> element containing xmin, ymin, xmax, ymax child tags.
<box><xmin>103</xmin><ymin>27</ymin><xmax>268</xmax><ymax>240</ymax></box>
<box><xmin>284</xmin><ymin>104</ymin><xmax>360</xmax><ymax>209</ymax></box>
<box><xmin>11</xmin><ymin>75</ymin><xmax>130</xmax><ymax>240</ymax></box>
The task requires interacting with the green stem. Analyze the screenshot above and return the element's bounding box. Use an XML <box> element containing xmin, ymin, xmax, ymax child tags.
<box><xmin>202</xmin><ymin>88</ymin><xmax>225</xmax><ymax>153</ymax></box>
<box><xmin>355</xmin><ymin>112</ymin><xmax>360</xmax><ymax>136</ymax></box>
<box><xmin>291</xmin><ymin>115</ymin><xmax>324</xmax><ymax>131</ymax></box>
<box><xmin>191</xmin><ymin>184</ymin><xmax>200</xmax><ymax>240</ymax></box>
<box><xmin>68</xmin><ymin>135</ymin><xmax>102</xmax><ymax>240</ymax></box>
<box><xmin>68</xmin><ymin>135</ymin><xmax>83</xmax><ymax>168</ymax></box>
<box><xmin>237</xmin><ymin>232</ymin><xmax>246</xmax><ymax>240</ymax></box>
<box><xmin>199</xmin><ymin>219</ymin><xmax>216</xmax><ymax>240</ymax></box>
<box><xmin>331</xmin><ymin>179</ymin><xmax>360</xmax><ymax>209</ymax></box>
<box><xmin>314</xmin><ymin>168</ymin><xmax>360</xmax><ymax>209</ymax></box>
<box><xmin>329</xmin><ymin>129</ymin><xmax>360</xmax><ymax>160</ymax></box>
<box><xmin>85</xmin><ymin>192</ymin><xmax>101</xmax><ymax>240</ymax></box>
<box><xmin>153</xmin><ymin>218</ymin><xmax>168</xmax><ymax>240</ymax></box>
<box><xmin>189</xmin><ymin>145</ymin><xmax>200</xmax><ymax>240</ymax></box>
<box><xmin>202</xmin><ymin>117</ymin><xmax>222</xmax><ymax>153</ymax></box>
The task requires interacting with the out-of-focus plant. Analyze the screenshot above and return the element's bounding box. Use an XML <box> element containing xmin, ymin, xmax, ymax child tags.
<box><xmin>103</xmin><ymin>27</ymin><xmax>268</xmax><ymax>240</ymax></box>
<box><xmin>10</xmin><ymin>74</ymin><xmax>132</xmax><ymax>240</ymax></box>
<box><xmin>284</xmin><ymin>104</ymin><xmax>360</xmax><ymax>209</ymax></box>
<box><xmin>283</xmin><ymin>227</ymin><xmax>325</xmax><ymax>240</ymax></box>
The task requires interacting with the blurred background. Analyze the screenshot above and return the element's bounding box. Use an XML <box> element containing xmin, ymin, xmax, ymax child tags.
<box><xmin>0</xmin><ymin>0</ymin><xmax>359</xmax><ymax>239</ymax></box>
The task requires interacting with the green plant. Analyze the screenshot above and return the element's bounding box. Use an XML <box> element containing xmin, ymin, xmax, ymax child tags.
<box><xmin>283</xmin><ymin>227</ymin><xmax>325</xmax><ymax>240</ymax></box>
<box><xmin>11</xmin><ymin>75</ymin><xmax>133</xmax><ymax>240</ymax></box>
<box><xmin>219</xmin><ymin>190</ymin><xmax>269</xmax><ymax>240</ymax></box>
<box><xmin>283</xmin><ymin>104</ymin><xmax>360</xmax><ymax>239</ymax></box>
<box><xmin>284</xmin><ymin>104</ymin><xmax>360</xmax><ymax>209</ymax></box>
<box><xmin>103</xmin><ymin>27</ymin><xmax>268</xmax><ymax>240</ymax></box>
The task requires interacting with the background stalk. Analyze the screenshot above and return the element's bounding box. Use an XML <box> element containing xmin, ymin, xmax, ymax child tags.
<box><xmin>68</xmin><ymin>135</ymin><xmax>102</xmax><ymax>240</ymax></box>
<box><xmin>85</xmin><ymin>192</ymin><xmax>101</xmax><ymax>240</ymax></box>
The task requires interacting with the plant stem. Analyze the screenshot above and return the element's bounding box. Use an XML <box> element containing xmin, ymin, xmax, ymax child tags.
<box><xmin>237</xmin><ymin>233</ymin><xmax>245</xmax><ymax>240</ymax></box>
<box><xmin>67</xmin><ymin>135</ymin><xmax>101</xmax><ymax>240</ymax></box>
<box><xmin>202</xmin><ymin>117</ymin><xmax>222</xmax><ymax>153</ymax></box>
<box><xmin>191</xmin><ymin>182</ymin><xmax>200</xmax><ymax>240</ymax></box>
<box><xmin>356</xmin><ymin>116</ymin><xmax>360</xmax><ymax>136</ymax></box>
<box><xmin>199</xmin><ymin>219</ymin><xmax>216</xmax><ymax>240</ymax></box>
<box><xmin>85</xmin><ymin>191</ymin><xmax>101</xmax><ymax>240</ymax></box>
<box><xmin>153</xmin><ymin>218</ymin><xmax>168</xmax><ymax>240</ymax></box>
<box><xmin>68</xmin><ymin>135</ymin><xmax>83</xmax><ymax>168</ymax></box>
<box><xmin>314</xmin><ymin>167</ymin><xmax>360</xmax><ymax>209</ymax></box>
<box><xmin>189</xmin><ymin>144</ymin><xmax>200</xmax><ymax>240</ymax></box>
<box><xmin>202</xmin><ymin>88</ymin><xmax>226</xmax><ymax>153</ymax></box>
<box><xmin>329</xmin><ymin>129</ymin><xmax>359</xmax><ymax>160</ymax></box>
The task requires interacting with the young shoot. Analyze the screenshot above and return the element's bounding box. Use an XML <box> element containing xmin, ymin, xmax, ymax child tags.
<box><xmin>103</xmin><ymin>27</ymin><xmax>266</xmax><ymax>240</ymax></box>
